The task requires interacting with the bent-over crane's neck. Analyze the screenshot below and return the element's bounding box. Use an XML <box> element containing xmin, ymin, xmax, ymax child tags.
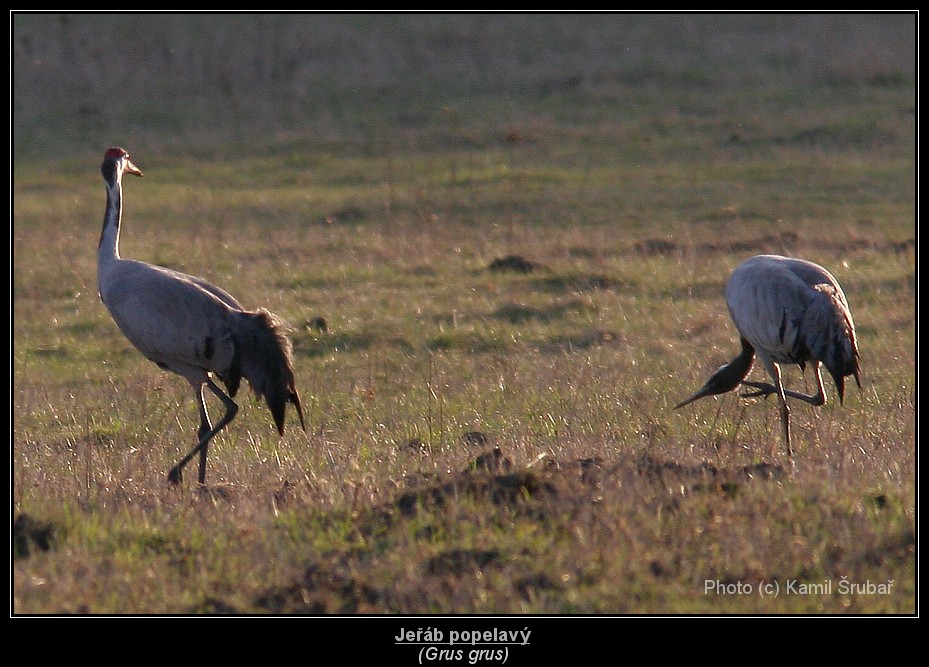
<box><xmin>675</xmin><ymin>336</ymin><xmax>755</xmax><ymax>409</ymax></box>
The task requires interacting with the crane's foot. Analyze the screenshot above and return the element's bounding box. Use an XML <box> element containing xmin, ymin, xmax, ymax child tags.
<box><xmin>167</xmin><ymin>467</ymin><xmax>183</xmax><ymax>485</ymax></box>
<box><xmin>740</xmin><ymin>381</ymin><xmax>777</xmax><ymax>399</ymax></box>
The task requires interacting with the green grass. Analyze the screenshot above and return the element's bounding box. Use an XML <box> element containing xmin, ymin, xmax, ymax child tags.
<box><xmin>12</xmin><ymin>13</ymin><xmax>915</xmax><ymax>617</ymax></box>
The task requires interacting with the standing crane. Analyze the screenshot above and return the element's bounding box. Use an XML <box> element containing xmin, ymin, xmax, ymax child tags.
<box><xmin>96</xmin><ymin>147</ymin><xmax>305</xmax><ymax>485</ymax></box>
<box><xmin>675</xmin><ymin>254</ymin><xmax>861</xmax><ymax>460</ymax></box>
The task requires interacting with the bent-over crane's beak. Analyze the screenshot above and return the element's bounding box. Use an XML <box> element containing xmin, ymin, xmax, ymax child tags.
<box><xmin>675</xmin><ymin>337</ymin><xmax>756</xmax><ymax>410</ymax></box>
<box><xmin>674</xmin><ymin>383</ymin><xmax>716</xmax><ymax>409</ymax></box>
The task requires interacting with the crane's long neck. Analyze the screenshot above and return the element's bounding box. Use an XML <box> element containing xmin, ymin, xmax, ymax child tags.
<box><xmin>675</xmin><ymin>337</ymin><xmax>755</xmax><ymax>409</ymax></box>
<box><xmin>98</xmin><ymin>176</ymin><xmax>124</xmax><ymax>272</ymax></box>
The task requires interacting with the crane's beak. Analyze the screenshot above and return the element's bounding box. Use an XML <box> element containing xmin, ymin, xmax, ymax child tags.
<box><xmin>675</xmin><ymin>340</ymin><xmax>756</xmax><ymax>410</ymax></box>
<box><xmin>125</xmin><ymin>159</ymin><xmax>143</xmax><ymax>177</ymax></box>
<box><xmin>674</xmin><ymin>384</ymin><xmax>715</xmax><ymax>409</ymax></box>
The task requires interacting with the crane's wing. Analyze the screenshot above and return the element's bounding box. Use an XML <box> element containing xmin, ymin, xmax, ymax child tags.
<box><xmin>154</xmin><ymin>265</ymin><xmax>244</xmax><ymax>310</ymax></box>
<box><xmin>100</xmin><ymin>260</ymin><xmax>240</xmax><ymax>382</ymax></box>
<box><xmin>799</xmin><ymin>283</ymin><xmax>861</xmax><ymax>401</ymax></box>
<box><xmin>726</xmin><ymin>255</ymin><xmax>860</xmax><ymax>399</ymax></box>
<box><xmin>725</xmin><ymin>257</ymin><xmax>814</xmax><ymax>366</ymax></box>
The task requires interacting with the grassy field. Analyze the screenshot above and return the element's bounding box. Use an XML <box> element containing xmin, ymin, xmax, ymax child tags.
<box><xmin>12</xmin><ymin>13</ymin><xmax>916</xmax><ymax>620</ymax></box>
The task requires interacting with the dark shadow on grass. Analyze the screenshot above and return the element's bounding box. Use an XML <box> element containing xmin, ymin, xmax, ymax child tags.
<box><xmin>493</xmin><ymin>299</ymin><xmax>594</xmax><ymax>324</ymax></box>
<box><xmin>488</xmin><ymin>255</ymin><xmax>539</xmax><ymax>273</ymax></box>
<box><xmin>13</xmin><ymin>513</ymin><xmax>58</xmax><ymax>559</ymax></box>
<box><xmin>297</xmin><ymin>330</ymin><xmax>414</xmax><ymax>357</ymax></box>
<box><xmin>539</xmin><ymin>329</ymin><xmax>625</xmax><ymax>353</ymax></box>
<box><xmin>531</xmin><ymin>274</ymin><xmax>632</xmax><ymax>294</ymax></box>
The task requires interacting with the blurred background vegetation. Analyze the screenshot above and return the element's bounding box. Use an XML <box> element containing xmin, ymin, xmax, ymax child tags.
<box><xmin>13</xmin><ymin>13</ymin><xmax>915</xmax><ymax>161</ymax></box>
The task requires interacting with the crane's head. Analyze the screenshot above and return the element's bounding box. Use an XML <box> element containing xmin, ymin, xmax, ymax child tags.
<box><xmin>675</xmin><ymin>337</ymin><xmax>755</xmax><ymax>410</ymax></box>
<box><xmin>675</xmin><ymin>364</ymin><xmax>737</xmax><ymax>409</ymax></box>
<box><xmin>101</xmin><ymin>147</ymin><xmax>143</xmax><ymax>184</ymax></box>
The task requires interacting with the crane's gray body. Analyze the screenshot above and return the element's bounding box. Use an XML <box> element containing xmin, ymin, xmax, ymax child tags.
<box><xmin>726</xmin><ymin>254</ymin><xmax>858</xmax><ymax>391</ymax></box>
<box><xmin>99</xmin><ymin>258</ymin><xmax>242</xmax><ymax>387</ymax></box>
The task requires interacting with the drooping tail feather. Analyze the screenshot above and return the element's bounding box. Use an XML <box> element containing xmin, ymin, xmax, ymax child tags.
<box><xmin>825</xmin><ymin>340</ymin><xmax>861</xmax><ymax>405</ymax></box>
<box><xmin>807</xmin><ymin>284</ymin><xmax>861</xmax><ymax>404</ymax></box>
<box><xmin>236</xmin><ymin>308</ymin><xmax>306</xmax><ymax>435</ymax></box>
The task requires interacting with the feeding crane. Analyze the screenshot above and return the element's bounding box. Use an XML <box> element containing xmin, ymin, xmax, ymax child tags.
<box><xmin>96</xmin><ymin>147</ymin><xmax>305</xmax><ymax>485</ymax></box>
<box><xmin>675</xmin><ymin>254</ymin><xmax>861</xmax><ymax>460</ymax></box>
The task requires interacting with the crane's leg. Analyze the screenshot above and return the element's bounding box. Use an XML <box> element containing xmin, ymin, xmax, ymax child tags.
<box><xmin>773</xmin><ymin>364</ymin><xmax>792</xmax><ymax>460</ymax></box>
<box><xmin>168</xmin><ymin>378</ymin><xmax>239</xmax><ymax>485</ymax></box>
<box><xmin>740</xmin><ymin>362</ymin><xmax>827</xmax><ymax>407</ymax></box>
<box><xmin>749</xmin><ymin>360</ymin><xmax>793</xmax><ymax>460</ymax></box>
<box><xmin>194</xmin><ymin>383</ymin><xmax>213</xmax><ymax>484</ymax></box>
